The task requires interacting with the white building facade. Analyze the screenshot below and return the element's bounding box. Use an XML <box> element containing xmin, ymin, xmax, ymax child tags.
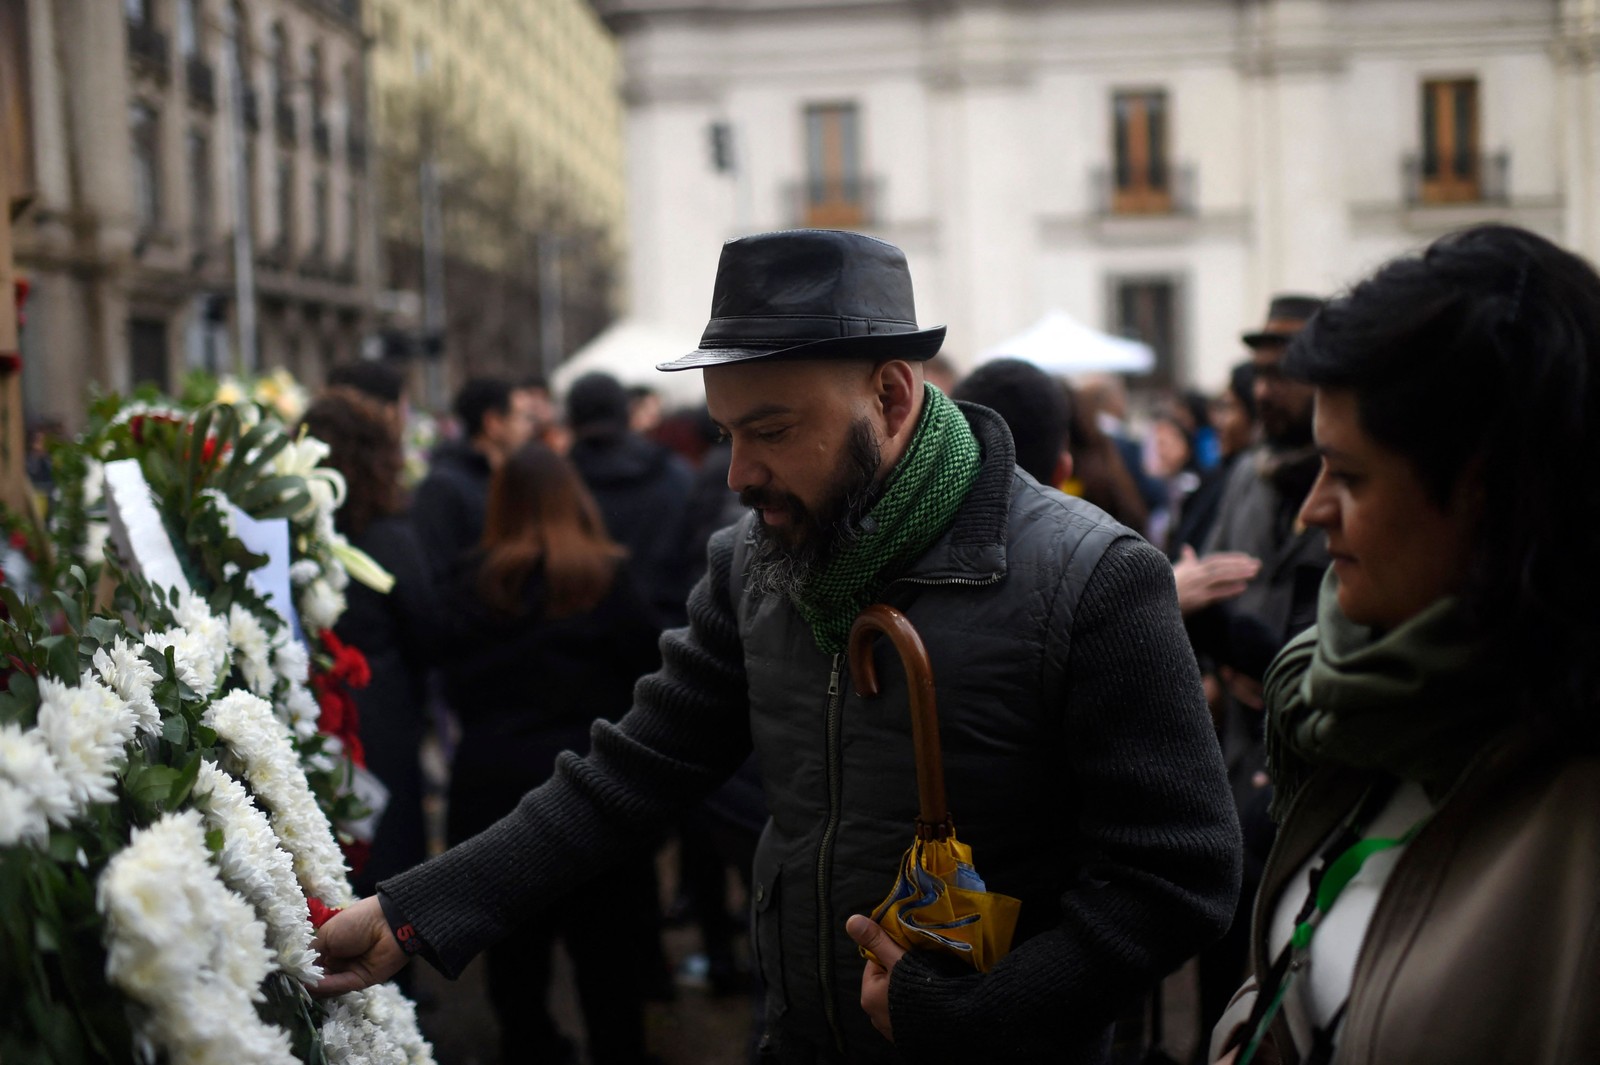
<box><xmin>600</xmin><ymin>0</ymin><xmax>1600</xmax><ymax>389</ymax></box>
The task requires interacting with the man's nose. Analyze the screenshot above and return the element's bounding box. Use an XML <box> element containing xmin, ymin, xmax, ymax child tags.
<box><xmin>726</xmin><ymin>443</ymin><xmax>764</xmax><ymax>494</ymax></box>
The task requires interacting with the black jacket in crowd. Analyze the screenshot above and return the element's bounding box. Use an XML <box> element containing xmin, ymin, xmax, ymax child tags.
<box><xmin>567</xmin><ymin>430</ymin><xmax>697</xmax><ymax>627</ymax></box>
<box><xmin>410</xmin><ymin>439</ymin><xmax>493</xmax><ymax>577</ymax></box>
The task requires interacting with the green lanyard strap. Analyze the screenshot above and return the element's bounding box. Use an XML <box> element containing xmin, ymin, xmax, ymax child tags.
<box><xmin>1239</xmin><ymin>795</ymin><xmax>1430</xmax><ymax>1065</ymax></box>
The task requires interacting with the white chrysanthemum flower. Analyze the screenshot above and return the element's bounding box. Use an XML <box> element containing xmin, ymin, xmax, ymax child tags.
<box><xmin>273</xmin><ymin>637</ymin><xmax>309</xmax><ymax>686</ymax></box>
<box><xmin>299</xmin><ymin>578</ymin><xmax>346</xmax><ymax>634</ymax></box>
<box><xmin>280</xmin><ymin>683</ymin><xmax>322</xmax><ymax>741</ymax></box>
<box><xmin>289</xmin><ymin>559</ymin><xmax>322</xmax><ymax>587</ymax></box>
<box><xmin>194</xmin><ymin>762</ymin><xmax>321</xmax><ymax>982</ymax></box>
<box><xmin>204</xmin><ymin>691</ymin><xmax>352</xmax><ymax>905</ymax></box>
<box><xmin>91</xmin><ymin>637</ymin><xmax>161</xmax><ymax>736</ymax></box>
<box><xmin>366</xmin><ymin>983</ymin><xmax>435</xmax><ymax>1064</ymax></box>
<box><xmin>0</xmin><ymin>723</ymin><xmax>75</xmax><ymax>844</ymax></box>
<box><xmin>145</xmin><ymin>628</ymin><xmax>219</xmax><ymax>696</ymax></box>
<box><xmin>99</xmin><ymin>811</ymin><xmax>294</xmax><ymax>1064</ymax></box>
<box><xmin>35</xmin><ymin>676</ymin><xmax>137</xmax><ymax>808</ymax></box>
<box><xmin>228</xmin><ymin>606</ymin><xmax>277</xmax><ymax>697</ymax></box>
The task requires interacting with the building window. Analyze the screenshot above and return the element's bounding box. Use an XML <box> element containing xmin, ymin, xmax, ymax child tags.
<box><xmin>129</xmin><ymin>317</ymin><xmax>170</xmax><ymax>393</ymax></box>
<box><xmin>130</xmin><ymin>102</ymin><xmax>162</xmax><ymax>231</ymax></box>
<box><xmin>1421</xmin><ymin>78</ymin><xmax>1480</xmax><ymax>203</ymax></box>
<box><xmin>1112</xmin><ymin>90</ymin><xmax>1170</xmax><ymax>214</ymax></box>
<box><xmin>344</xmin><ymin>185</ymin><xmax>359</xmax><ymax>266</ymax></box>
<box><xmin>804</xmin><ymin>103</ymin><xmax>865</xmax><ymax>228</ymax></box>
<box><xmin>187</xmin><ymin>127</ymin><xmax>211</xmax><ymax>249</ymax></box>
<box><xmin>1112</xmin><ymin>276</ymin><xmax>1180</xmax><ymax>388</ymax></box>
<box><xmin>275</xmin><ymin>155</ymin><xmax>293</xmax><ymax>254</ymax></box>
<box><xmin>311</xmin><ymin>172</ymin><xmax>328</xmax><ymax>259</ymax></box>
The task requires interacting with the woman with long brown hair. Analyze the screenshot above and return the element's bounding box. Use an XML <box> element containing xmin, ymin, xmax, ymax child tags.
<box><xmin>440</xmin><ymin>441</ymin><xmax>663</xmax><ymax>1065</ymax></box>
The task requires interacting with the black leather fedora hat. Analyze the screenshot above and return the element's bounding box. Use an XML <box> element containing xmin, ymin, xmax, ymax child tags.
<box><xmin>657</xmin><ymin>229</ymin><xmax>946</xmax><ymax>371</ymax></box>
<box><xmin>1241</xmin><ymin>293</ymin><xmax>1325</xmax><ymax>348</ymax></box>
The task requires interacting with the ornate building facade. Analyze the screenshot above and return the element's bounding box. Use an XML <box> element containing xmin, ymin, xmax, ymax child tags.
<box><xmin>599</xmin><ymin>0</ymin><xmax>1600</xmax><ymax>390</ymax></box>
<box><xmin>12</xmin><ymin>0</ymin><xmax>377</xmax><ymax>425</ymax></box>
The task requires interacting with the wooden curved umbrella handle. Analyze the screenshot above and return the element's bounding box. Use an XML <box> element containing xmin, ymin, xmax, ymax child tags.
<box><xmin>848</xmin><ymin>605</ymin><xmax>951</xmax><ymax>841</ymax></box>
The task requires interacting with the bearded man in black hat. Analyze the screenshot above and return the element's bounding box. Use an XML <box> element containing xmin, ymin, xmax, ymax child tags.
<box><xmin>314</xmin><ymin>230</ymin><xmax>1241</xmax><ymax>1065</ymax></box>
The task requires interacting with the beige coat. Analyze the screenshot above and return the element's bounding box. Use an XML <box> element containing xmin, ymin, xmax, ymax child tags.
<box><xmin>1220</xmin><ymin>735</ymin><xmax>1600</xmax><ymax>1064</ymax></box>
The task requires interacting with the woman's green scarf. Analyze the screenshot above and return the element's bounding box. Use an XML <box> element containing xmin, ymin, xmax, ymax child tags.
<box><xmin>792</xmin><ymin>384</ymin><xmax>980</xmax><ymax>654</ymax></box>
<box><xmin>1264</xmin><ymin>567</ymin><xmax>1507</xmax><ymax>820</ymax></box>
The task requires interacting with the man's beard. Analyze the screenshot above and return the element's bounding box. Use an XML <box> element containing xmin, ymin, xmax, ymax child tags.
<box><xmin>1260</xmin><ymin>402</ymin><xmax>1314</xmax><ymax>451</ymax></box>
<box><xmin>744</xmin><ymin>418</ymin><xmax>883</xmax><ymax>600</ymax></box>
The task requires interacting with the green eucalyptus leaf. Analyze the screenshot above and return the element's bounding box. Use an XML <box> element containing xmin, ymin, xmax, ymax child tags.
<box><xmin>252</xmin><ymin>492</ymin><xmax>312</xmax><ymax>521</ymax></box>
<box><xmin>8</xmin><ymin>671</ymin><xmax>38</xmax><ymax>713</ymax></box>
<box><xmin>161</xmin><ymin>711</ymin><xmax>188</xmax><ymax>747</ymax></box>
<box><xmin>169</xmin><ymin>751</ymin><xmax>202</xmax><ymax>807</ymax></box>
<box><xmin>205</xmin><ymin>827</ymin><xmax>225</xmax><ymax>853</ymax></box>
<box><xmin>37</xmin><ymin>636</ymin><xmax>80</xmax><ymax>685</ymax></box>
<box><xmin>84</xmin><ymin>617</ymin><xmax>122</xmax><ymax>648</ymax></box>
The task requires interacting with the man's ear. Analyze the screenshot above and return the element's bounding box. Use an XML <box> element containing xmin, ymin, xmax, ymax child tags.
<box><xmin>1052</xmin><ymin>449</ymin><xmax>1074</xmax><ymax>487</ymax></box>
<box><xmin>874</xmin><ymin>360</ymin><xmax>922</xmax><ymax>441</ymax></box>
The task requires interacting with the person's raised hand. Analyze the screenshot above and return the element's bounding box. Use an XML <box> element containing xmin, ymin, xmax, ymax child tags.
<box><xmin>1173</xmin><ymin>546</ymin><xmax>1261</xmax><ymax>615</ymax></box>
<box><xmin>309</xmin><ymin>895</ymin><xmax>408</xmax><ymax>996</ymax></box>
<box><xmin>845</xmin><ymin>914</ymin><xmax>905</xmax><ymax>1043</ymax></box>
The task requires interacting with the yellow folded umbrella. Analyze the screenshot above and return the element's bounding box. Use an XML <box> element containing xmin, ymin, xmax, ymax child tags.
<box><xmin>849</xmin><ymin>605</ymin><xmax>1021</xmax><ymax>973</ymax></box>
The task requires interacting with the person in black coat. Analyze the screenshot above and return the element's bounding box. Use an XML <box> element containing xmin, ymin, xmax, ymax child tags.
<box><xmin>440</xmin><ymin>441</ymin><xmax>665</xmax><ymax>1065</ymax></box>
<box><xmin>411</xmin><ymin>377</ymin><xmax>538</xmax><ymax>576</ymax></box>
<box><xmin>564</xmin><ymin>372</ymin><xmax>697</xmax><ymax>626</ymax></box>
<box><xmin>300</xmin><ymin>390</ymin><xmax>441</xmax><ymax>901</ymax></box>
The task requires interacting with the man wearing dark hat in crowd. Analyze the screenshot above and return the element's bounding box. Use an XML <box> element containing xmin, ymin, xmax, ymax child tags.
<box><xmin>1188</xmin><ymin>294</ymin><xmax>1329</xmax><ymax>1048</ymax></box>
<box><xmin>565</xmin><ymin>371</ymin><xmax>698</xmax><ymax>625</ymax></box>
<box><xmin>1199</xmin><ymin>294</ymin><xmax>1330</xmax><ymax>675</ymax></box>
<box><xmin>314</xmin><ymin>230</ymin><xmax>1242</xmax><ymax>1065</ymax></box>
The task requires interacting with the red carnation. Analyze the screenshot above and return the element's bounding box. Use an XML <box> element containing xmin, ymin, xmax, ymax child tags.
<box><xmin>307</xmin><ymin>896</ymin><xmax>342</xmax><ymax>930</ymax></box>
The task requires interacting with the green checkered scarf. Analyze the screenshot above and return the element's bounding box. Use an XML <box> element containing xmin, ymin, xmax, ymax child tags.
<box><xmin>792</xmin><ymin>384</ymin><xmax>981</xmax><ymax>653</ymax></box>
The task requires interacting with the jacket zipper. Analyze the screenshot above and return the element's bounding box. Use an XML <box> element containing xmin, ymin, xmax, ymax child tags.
<box><xmin>817</xmin><ymin>652</ymin><xmax>845</xmax><ymax>1052</ymax></box>
<box><xmin>893</xmin><ymin>572</ymin><xmax>1004</xmax><ymax>590</ymax></box>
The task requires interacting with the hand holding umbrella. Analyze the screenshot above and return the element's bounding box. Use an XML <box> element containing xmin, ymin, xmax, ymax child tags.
<box><xmin>847</xmin><ymin>605</ymin><xmax>1021</xmax><ymax>976</ymax></box>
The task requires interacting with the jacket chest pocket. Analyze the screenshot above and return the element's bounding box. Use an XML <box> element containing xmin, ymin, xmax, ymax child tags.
<box><xmin>751</xmin><ymin>852</ymin><xmax>788</xmax><ymax>1021</ymax></box>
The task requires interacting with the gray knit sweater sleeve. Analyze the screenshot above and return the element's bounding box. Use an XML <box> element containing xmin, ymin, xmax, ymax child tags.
<box><xmin>375</xmin><ymin>527</ymin><xmax>752</xmax><ymax>978</ymax></box>
<box><xmin>886</xmin><ymin>536</ymin><xmax>1243</xmax><ymax>1058</ymax></box>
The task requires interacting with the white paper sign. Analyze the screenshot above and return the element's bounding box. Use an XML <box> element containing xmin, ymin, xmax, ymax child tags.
<box><xmin>103</xmin><ymin>459</ymin><xmax>192</xmax><ymax>597</ymax></box>
<box><xmin>228</xmin><ymin>504</ymin><xmax>300</xmax><ymax>636</ymax></box>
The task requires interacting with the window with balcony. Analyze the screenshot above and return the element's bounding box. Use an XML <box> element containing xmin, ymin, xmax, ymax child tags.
<box><xmin>1112</xmin><ymin>276</ymin><xmax>1180</xmax><ymax>388</ymax></box>
<box><xmin>1112</xmin><ymin>90</ymin><xmax>1170</xmax><ymax>214</ymax></box>
<box><xmin>803</xmin><ymin>103</ymin><xmax>866</xmax><ymax>228</ymax></box>
<box><xmin>130</xmin><ymin>102</ymin><xmax>162</xmax><ymax>232</ymax></box>
<box><xmin>1419</xmin><ymin>78</ymin><xmax>1481</xmax><ymax>204</ymax></box>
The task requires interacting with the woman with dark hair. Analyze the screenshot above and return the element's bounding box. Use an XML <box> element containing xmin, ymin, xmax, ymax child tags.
<box><xmin>301</xmin><ymin>389</ymin><xmax>438</xmax><ymax>902</ymax></box>
<box><xmin>1211</xmin><ymin>224</ymin><xmax>1600</xmax><ymax>1064</ymax></box>
<box><xmin>442</xmin><ymin>441</ymin><xmax>663</xmax><ymax>1065</ymax></box>
<box><xmin>1061</xmin><ymin>381</ymin><xmax>1151</xmax><ymax>531</ymax></box>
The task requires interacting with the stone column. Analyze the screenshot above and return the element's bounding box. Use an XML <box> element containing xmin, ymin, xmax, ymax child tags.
<box><xmin>1236</xmin><ymin>0</ymin><xmax>1347</xmax><ymax>301</ymax></box>
<box><xmin>1558</xmin><ymin>0</ymin><xmax>1600</xmax><ymax>264</ymax></box>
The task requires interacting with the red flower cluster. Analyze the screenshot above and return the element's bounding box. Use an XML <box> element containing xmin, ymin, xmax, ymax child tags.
<box><xmin>306</xmin><ymin>896</ymin><xmax>343</xmax><ymax>930</ymax></box>
<box><xmin>310</xmin><ymin>629</ymin><xmax>372</xmax><ymax>768</ymax></box>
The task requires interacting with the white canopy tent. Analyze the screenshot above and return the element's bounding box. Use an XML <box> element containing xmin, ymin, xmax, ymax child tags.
<box><xmin>551</xmin><ymin>318</ymin><xmax>707</xmax><ymax>410</ymax></box>
<box><xmin>977</xmin><ymin>310</ymin><xmax>1156</xmax><ymax>376</ymax></box>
